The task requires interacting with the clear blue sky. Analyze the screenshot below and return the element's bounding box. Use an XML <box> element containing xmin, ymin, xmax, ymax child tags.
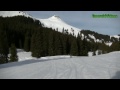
<box><xmin>26</xmin><ymin>11</ymin><xmax>120</xmax><ymax>35</ymax></box>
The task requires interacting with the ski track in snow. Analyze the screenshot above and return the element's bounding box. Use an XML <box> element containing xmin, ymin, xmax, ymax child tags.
<box><xmin>0</xmin><ymin>51</ymin><xmax>120</xmax><ymax>79</ymax></box>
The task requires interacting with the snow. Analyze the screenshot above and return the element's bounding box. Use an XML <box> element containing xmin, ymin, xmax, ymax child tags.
<box><xmin>81</xmin><ymin>34</ymin><xmax>84</xmax><ymax>40</ymax></box>
<box><xmin>0</xmin><ymin>50</ymin><xmax>120</xmax><ymax>79</ymax></box>
<box><xmin>0</xmin><ymin>11</ymin><xmax>31</xmax><ymax>17</ymax></box>
<box><xmin>38</xmin><ymin>15</ymin><xmax>81</xmax><ymax>37</ymax></box>
<box><xmin>105</xmin><ymin>42</ymin><xmax>113</xmax><ymax>46</ymax></box>
<box><xmin>88</xmin><ymin>52</ymin><xmax>93</xmax><ymax>56</ymax></box>
<box><xmin>110</xmin><ymin>35</ymin><xmax>120</xmax><ymax>40</ymax></box>
<box><xmin>88</xmin><ymin>34</ymin><xmax>113</xmax><ymax>46</ymax></box>
<box><xmin>17</xmin><ymin>49</ymin><xmax>70</xmax><ymax>62</ymax></box>
<box><xmin>88</xmin><ymin>34</ymin><xmax>96</xmax><ymax>42</ymax></box>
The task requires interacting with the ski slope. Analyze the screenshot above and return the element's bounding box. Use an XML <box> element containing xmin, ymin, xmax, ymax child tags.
<box><xmin>0</xmin><ymin>51</ymin><xmax>120</xmax><ymax>79</ymax></box>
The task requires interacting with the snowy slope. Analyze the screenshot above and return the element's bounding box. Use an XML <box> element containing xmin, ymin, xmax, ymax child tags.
<box><xmin>110</xmin><ymin>35</ymin><xmax>120</xmax><ymax>40</ymax></box>
<box><xmin>88</xmin><ymin>34</ymin><xmax>113</xmax><ymax>46</ymax></box>
<box><xmin>0</xmin><ymin>51</ymin><xmax>120</xmax><ymax>79</ymax></box>
<box><xmin>0</xmin><ymin>11</ymin><xmax>31</xmax><ymax>17</ymax></box>
<box><xmin>38</xmin><ymin>15</ymin><xmax>81</xmax><ymax>36</ymax></box>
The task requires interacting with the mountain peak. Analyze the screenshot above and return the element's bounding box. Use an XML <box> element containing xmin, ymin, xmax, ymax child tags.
<box><xmin>48</xmin><ymin>15</ymin><xmax>62</xmax><ymax>21</ymax></box>
<box><xmin>53</xmin><ymin>15</ymin><xmax>60</xmax><ymax>18</ymax></box>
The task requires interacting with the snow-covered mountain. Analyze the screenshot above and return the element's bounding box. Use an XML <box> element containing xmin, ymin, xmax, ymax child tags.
<box><xmin>0</xmin><ymin>11</ymin><xmax>119</xmax><ymax>46</ymax></box>
<box><xmin>0</xmin><ymin>11</ymin><xmax>81</xmax><ymax>36</ymax></box>
<box><xmin>0</xmin><ymin>11</ymin><xmax>31</xmax><ymax>17</ymax></box>
<box><xmin>38</xmin><ymin>15</ymin><xmax>81</xmax><ymax>36</ymax></box>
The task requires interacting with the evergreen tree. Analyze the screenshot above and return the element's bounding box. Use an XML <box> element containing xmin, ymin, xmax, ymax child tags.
<box><xmin>42</xmin><ymin>28</ymin><xmax>49</xmax><ymax>56</ymax></box>
<box><xmin>31</xmin><ymin>31</ymin><xmax>36</xmax><ymax>57</ymax></box>
<box><xmin>62</xmin><ymin>28</ymin><xmax>64</xmax><ymax>34</ymax></box>
<box><xmin>10</xmin><ymin>44</ymin><xmax>18</xmax><ymax>62</ymax></box>
<box><xmin>0</xmin><ymin>25</ymin><xmax>9</xmax><ymax>64</ymax></box>
<box><xmin>98</xmin><ymin>50</ymin><xmax>102</xmax><ymax>55</ymax></box>
<box><xmin>93</xmin><ymin>51</ymin><xmax>96</xmax><ymax>56</ymax></box>
<box><xmin>53</xmin><ymin>33</ymin><xmax>62</xmax><ymax>55</ymax></box>
<box><xmin>24</xmin><ymin>30</ymin><xmax>30</xmax><ymax>52</ymax></box>
<box><xmin>61</xmin><ymin>34</ymin><xmax>67</xmax><ymax>55</ymax></box>
<box><xmin>32</xmin><ymin>29</ymin><xmax>43</xmax><ymax>58</ymax></box>
<box><xmin>77</xmin><ymin>33</ymin><xmax>81</xmax><ymax>56</ymax></box>
<box><xmin>81</xmin><ymin>38</ymin><xmax>88</xmax><ymax>56</ymax></box>
<box><xmin>48</xmin><ymin>31</ymin><xmax>54</xmax><ymax>56</ymax></box>
<box><xmin>66</xmin><ymin>36</ymin><xmax>71</xmax><ymax>55</ymax></box>
<box><xmin>70</xmin><ymin>37</ymin><xmax>78</xmax><ymax>56</ymax></box>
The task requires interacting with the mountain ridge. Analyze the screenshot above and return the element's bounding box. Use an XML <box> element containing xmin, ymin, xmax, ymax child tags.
<box><xmin>0</xmin><ymin>11</ymin><xmax>120</xmax><ymax>46</ymax></box>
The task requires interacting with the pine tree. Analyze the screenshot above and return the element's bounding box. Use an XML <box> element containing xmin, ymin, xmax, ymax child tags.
<box><xmin>55</xmin><ymin>34</ymin><xmax>63</xmax><ymax>55</ymax></box>
<box><xmin>48</xmin><ymin>31</ymin><xmax>54</xmax><ymax>56</ymax></box>
<box><xmin>93</xmin><ymin>51</ymin><xmax>96</xmax><ymax>56</ymax></box>
<box><xmin>98</xmin><ymin>50</ymin><xmax>102</xmax><ymax>55</ymax></box>
<box><xmin>77</xmin><ymin>33</ymin><xmax>81</xmax><ymax>56</ymax></box>
<box><xmin>61</xmin><ymin>34</ymin><xmax>67</xmax><ymax>55</ymax></box>
<box><xmin>32</xmin><ymin>29</ymin><xmax>43</xmax><ymax>58</ymax></box>
<box><xmin>42</xmin><ymin>28</ymin><xmax>49</xmax><ymax>56</ymax></box>
<box><xmin>62</xmin><ymin>28</ymin><xmax>64</xmax><ymax>34</ymax></box>
<box><xmin>0</xmin><ymin>25</ymin><xmax>9</xmax><ymax>64</ymax></box>
<box><xmin>66</xmin><ymin>36</ymin><xmax>70</xmax><ymax>55</ymax></box>
<box><xmin>70</xmin><ymin>37</ymin><xmax>78</xmax><ymax>56</ymax></box>
<box><xmin>24</xmin><ymin>30</ymin><xmax>30</xmax><ymax>52</ymax></box>
<box><xmin>31</xmin><ymin>31</ymin><xmax>36</xmax><ymax>57</ymax></box>
<box><xmin>10</xmin><ymin>44</ymin><xmax>18</xmax><ymax>62</ymax></box>
<box><xmin>81</xmin><ymin>38</ymin><xmax>88</xmax><ymax>56</ymax></box>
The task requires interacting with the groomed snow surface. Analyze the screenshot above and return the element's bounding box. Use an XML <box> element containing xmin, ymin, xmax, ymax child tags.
<box><xmin>0</xmin><ymin>49</ymin><xmax>120</xmax><ymax>79</ymax></box>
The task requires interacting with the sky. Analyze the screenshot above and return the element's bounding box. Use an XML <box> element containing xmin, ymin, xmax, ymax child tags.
<box><xmin>26</xmin><ymin>11</ymin><xmax>120</xmax><ymax>35</ymax></box>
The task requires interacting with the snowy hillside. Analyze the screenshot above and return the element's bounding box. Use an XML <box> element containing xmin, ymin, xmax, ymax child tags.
<box><xmin>0</xmin><ymin>11</ymin><xmax>31</xmax><ymax>17</ymax></box>
<box><xmin>0</xmin><ymin>50</ymin><xmax>120</xmax><ymax>79</ymax></box>
<box><xmin>111</xmin><ymin>35</ymin><xmax>120</xmax><ymax>40</ymax></box>
<box><xmin>38</xmin><ymin>15</ymin><xmax>81</xmax><ymax>36</ymax></box>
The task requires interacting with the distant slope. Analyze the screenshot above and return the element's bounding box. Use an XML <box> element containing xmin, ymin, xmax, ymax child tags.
<box><xmin>38</xmin><ymin>15</ymin><xmax>81</xmax><ymax>36</ymax></box>
<box><xmin>81</xmin><ymin>30</ymin><xmax>120</xmax><ymax>46</ymax></box>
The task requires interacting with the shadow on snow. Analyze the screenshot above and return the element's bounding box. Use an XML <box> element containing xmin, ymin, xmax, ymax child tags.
<box><xmin>0</xmin><ymin>57</ymin><xmax>70</xmax><ymax>69</ymax></box>
<box><xmin>111</xmin><ymin>71</ymin><xmax>120</xmax><ymax>79</ymax></box>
